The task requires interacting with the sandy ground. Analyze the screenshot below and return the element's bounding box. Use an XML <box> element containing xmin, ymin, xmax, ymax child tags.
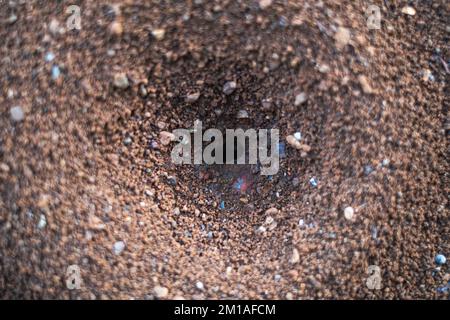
<box><xmin>0</xmin><ymin>0</ymin><xmax>448</xmax><ymax>299</ymax></box>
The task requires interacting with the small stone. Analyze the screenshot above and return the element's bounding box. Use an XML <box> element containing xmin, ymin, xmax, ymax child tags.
<box><xmin>10</xmin><ymin>106</ymin><xmax>24</xmax><ymax>122</ymax></box>
<box><xmin>335</xmin><ymin>27</ymin><xmax>351</xmax><ymax>49</ymax></box>
<box><xmin>256</xmin><ymin>225</ymin><xmax>266</xmax><ymax>233</ymax></box>
<box><xmin>286</xmin><ymin>292</ymin><xmax>293</xmax><ymax>300</ymax></box>
<box><xmin>45</xmin><ymin>52</ymin><xmax>55</xmax><ymax>62</ymax></box>
<box><xmin>49</xmin><ymin>18</ymin><xmax>63</xmax><ymax>35</ymax></box>
<box><xmin>167</xmin><ymin>176</ymin><xmax>177</xmax><ymax>186</ymax></box>
<box><xmin>186</xmin><ymin>92</ymin><xmax>200</xmax><ymax>103</ymax></box>
<box><xmin>344</xmin><ymin>206</ymin><xmax>354</xmax><ymax>220</ymax></box>
<box><xmin>293</xmin><ymin>132</ymin><xmax>302</xmax><ymax>141</ymax></box>
<box><xmin>151</xmin><ymin>28</ymin><xmax>165</xmax><ymax>40</ymax></box>
<box><xmin>261</xmin><ymin>99</ymin><xmax>272</xmax><ymax>110</ymax></box>
<box><xmin>109</xmin><ymin>21</ymin><xmax>123</xmax><ymax>36</ymax></box>
<box><xmin>7</xmin><ymin>14</ymin><xmax>17</xmax><ymax>24</ymax></box>
<box><xmin>223</xmin><ymin>81</ymin><xmax>237</xmax><ymax>95</ymax></box>
<box><xmin>268</xmin><ymin>221</ymin><xmax>277</xmax><ymax>231</ymax></box>
<box><xmin>113</xmin><ymin>241</ymin><xmax>125</xmax><ymax>255</ymax></box>
<box><xmin>123</xmin><ymin>137</ymin><xmax>132</xmax><ymax>146</ymax></box>
<box><xmin>85</xmin><ymin>230</ymin><xmax>93</xmax><ymax>241</ymax></box>
<box><xmin>0</xmin><ymin>163</ymin><xmax>10</xmax><ymax>172</ymax></box>
<box><xmin>237</xmin><ymin>110</ymin><xmax>249</xmax><ymax>119</ymax></box>
<box><xmin>258</xmin><ymin>0</ymin><xmax>272</xmax><ymax>9</ymax></box>
<box><xmin>371</xmin><ymin>226</ymin><xmax>378</xmax><ymax>239</ymax></box>
<box><xmin>278</xmin><ymin>16</ymin><xmax>288</xmax><ymax>27</ymax></box>
<box><xmin>294</xmin><ymin>92</ymin><xmax>307</xmax><ymax>106</ymax></box>
<box><xmin>157</xmin><ymin>121</ymin><xmax>167</xmax><ymax>129</ymax></box>
<box><xmin>435</xmin><ymin>254</ymin><xmax>446</xmax><ymax>265</ymax></box>
<box><xmin>422</xmin><ymin>69</ymin><xmax>434</xmax><ymax>82</ymax></box>
<box><xmin>308</xmin><ymin>276</ymin><xmax>321</xmax><ymax>288</ymax></box>
<box><xmin>401</xmin><ymin>6</ymin><xmax>416</xmax><ymax>16</ymax></box>
<box><xmin>159</xmin><ymin>131</ymin><xmax>175</xmax><ymax>145</ymax></box>
<box><xmin>291</xmin><ymin>14</ymin><xmax>303</xmax><ymax>26</ymax></box>
<box><xmin>139</xmin><ymin>84</ymin><xmax>148</xmax><ymax>97</ymax></box>
<box><xmin>318</xmin><ymin>64</ymin><xmax>330</xmax><ymax>73</ymax></box>
<box><xmin>153</xmin><ymin>285</ymin><xmax>169</xmax><ymax>298</ymax></box>
<box><xmin>364</xmin><ymin>165</ymin><xmax>374</xmax><ymax>176</ymax></box>
<box><xmin>51</xmin><ymin>65</ymin><xmax>61</xmax><ymax>80</ymax></box>
<box><xmin>298</xmin><ymin>219</ymin><xmax>305</xmax><ymax>227</ymax></box>
<box><xmin>290</xmin><ymin>248</ymin><xmax>300</xmax><ymax>264</ymax></box>
<box><xmin>286</xmin><ymin>135</ymin><xmax>311</xmax><ymax>152</ymax></box>
<box><xmin>89</xmin><ymin>216</ymin><xmax>106</xmax><ymax>230</ymax></box>
<box><xmin>37</xmin><ymin>214</ymin><xmax>47</xmax><ymax>229</ymax></box>
<box><xmin>195</xmin><ymin>281</ymin><xmax>204</xmax><ymax>290</ymax></box>
<box><xmin>113</xmin><ymin>73</ymin><xmax>129</xmax><ymax>89</ymax></box>
<box><xmin>7</xmin><ymin>89</ymin><xmax>14</xmax><ymax>99</ymax></box>
<box><xmin>358</xmin><ymin>75</ymin><xmax>373</xmax><ymax>94</ymax></box>
<box><xmin>265</xmin><ymin>207</ymin><xmax>278</xmax><ymax>215</ymax></box>
<box><xmin>264</xmin><ymin>216</ymin><xmax>274</xmax><ymax>225</ymax></box>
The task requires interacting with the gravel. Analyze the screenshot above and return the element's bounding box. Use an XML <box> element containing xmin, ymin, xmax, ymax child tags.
<box><xmin>344</xmin><ymin>207</ymin><xmax>354</xmax><ymax>220</ymax></box>
<box><xmin>10</xmin><ymin>106</ymin><xmax>24</xmax><ymax>122</ymax></box>
<box><xmin>113</xmin><ymin>241</ymin><xmax>125</xmax><ymax>255</ymax></box>
<box><xmin>1</xmin><ymin>0</ymin><xmax>448</xmax><ymax>300</ymax></box>
<box><xmin>185</xmin><ymin>92</ymin><xmax>200</xmax><ymax>103</ymax></box>
<box><xmin>435</xmin><ymin>254</ymin><xmax>446</xmax><ymax>265</ymax></box>
<box><xmin>222</xmin><ymin>81</ymin><xmax>237</xmax><ymax>95</ymax></box>
<box><xmin>294</xmin><ymin>92</ymin><xmax>307</xmax><ymax>106</ymax></box>
<box><xmin>113</xmin><ymin>73</ymin><xmax>129</xmax><ymax>89</ymax></box>
<box><xmin>153</xmin><ymin>285</ymin><xmax>169</xmax><ymax>298</ymax></box>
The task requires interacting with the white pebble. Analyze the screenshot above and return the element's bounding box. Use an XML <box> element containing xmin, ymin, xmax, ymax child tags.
<box><xmin>293</xmin><ymin>132</ymin><xmax>302</xmax><ymax>141</ymax></box>
<box><xmin>113</xmin><ymin>241</ymin><xmax>125</xmax><ymax>255</ymax></box>
<box><xmin>344</xmin><ymin>206</ymin><xmax>354</xmax><ymax>220</ymax></box>
<box><xmin>37</xmin><ymin>214</ymin><xmax>47</xmax><ymax>229</ymax></box>
<box><xmin>153</xmin><ymin>285</ymin><xmax>169</xmax><ymax>298</ymax></box>
<box><xmin>258</xmin><ymin>0</ymin><xmax>272</xmax><ymax>9</ymax></box>
<box><xmin>257</xmin><ymin>225</ymin><xmax>266</xmax><ymax>233</ymax></box>
<box><xmin>290</xmin><ymin>248</ymin><xmax>300</xmax><ymax>264</ymax></box>
<box><xmin>401</xmin><ymin>6</ymin><xmax>416</xmax><ymax>16</ymax></box>
<box><xmin>113</xmin><ymin>73</ymin><xmax>129</xmax><ymax>89</ymax></box>
<box><xmin>294</xmin><ymin>92</ymin><xmax>307</xmax><ymax>106</ymax></box>
<box><xmin>223</xmin><ymin>81</ymin><xmax>237</xmax><ymax>95</ymax></box>
<box><xmin>10</xmin><ymin>106</ymin><xmax>24</xmax><ymax>122</ymax></box>
<box><xmin>152</xmin><ymin>28</ymin><xmax>165</xmax><ymax>40</ymax></box>
<box><xmin>195</xmin><ymin>281</ymin><xmax>204</xmax><ymax>290</ymax></box>
<box><xmin>264</xmin><ymin>216</ymin><xmax>274</xmax><ymax>225</ymax></box>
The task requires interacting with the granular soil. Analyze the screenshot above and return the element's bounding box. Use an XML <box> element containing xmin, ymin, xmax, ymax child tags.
<box><xmin>0</xmin><ymin>0</ymin><xmax>448</xmax><ymax>299</ymax></box>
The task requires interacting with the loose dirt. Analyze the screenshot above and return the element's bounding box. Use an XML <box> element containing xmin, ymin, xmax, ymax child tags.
<box><xmin>0</xmin><ymin>0</ymin><xmax>448</xmax><ymax>299</ymax></box>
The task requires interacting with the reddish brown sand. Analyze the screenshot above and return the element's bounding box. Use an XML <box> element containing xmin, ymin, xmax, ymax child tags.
<box><xmin>0</xmin><ymin>1</ymin><xmax>448</xmax><ymax>299</ymax></box>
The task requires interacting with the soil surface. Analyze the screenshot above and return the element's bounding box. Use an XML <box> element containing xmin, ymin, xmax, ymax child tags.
<box><xmin>0</xmin><ymin>0</ymin><xmax>448</xmax><ymax>299</ymax></box>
